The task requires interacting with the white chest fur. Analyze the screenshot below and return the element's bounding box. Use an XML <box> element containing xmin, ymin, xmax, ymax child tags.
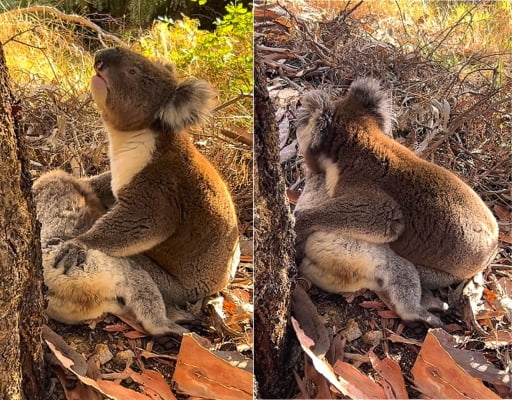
<box><xmin>106</xmin><ymin>127</ymin><xmax>156</xmax><ymax>196</ymax></box>
<box><xmin>319</xmin><ymin>156</ymin><xmax>339</xmax><ymax>197</ymax></box>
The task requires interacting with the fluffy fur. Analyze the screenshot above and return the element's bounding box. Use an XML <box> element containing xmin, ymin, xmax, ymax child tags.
<box><xmin>34</xmin><ymin>170</ymin><xmax>189</xmax><ymax>335</ymax></box>
<box><xmin>295</xmin><ymin>78</ymin><xmax>498</xmax><ymax>326</ymax></box>
<box><xmin>56</xmin><ymin>47</ymin><xmax>240</xmax><ymax>304</ymax></box>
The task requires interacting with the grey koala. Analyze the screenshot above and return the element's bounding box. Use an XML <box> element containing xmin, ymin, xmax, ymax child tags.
<box><xmin>34</xmin><ymin>170</ymin><xmax>189</xmax><ymax>336</ymax></box>
<box><xmin>294</xmin><ymin>78</ymin><xmax>498</xmax><ymax>326</ymax></box>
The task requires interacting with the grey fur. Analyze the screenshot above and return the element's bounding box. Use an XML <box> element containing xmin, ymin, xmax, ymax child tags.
<box><xmin>345</xmin><ymin>78</ymin><xmax>392</xmax><ymax>136</ymax></box>
<box><xmin>294</xmin><ymin>78</ymin><xmax>498</xmax><ymax>326</ymax></box>
<box><xmin>296</xmin><ymin>90</ymin><xmax>334</xmax><ymax>151</ymax></box>
<box><xmin>34</xmin><ymin>170</ymin><xmax>189</xmax><ymax>336</ymax></box>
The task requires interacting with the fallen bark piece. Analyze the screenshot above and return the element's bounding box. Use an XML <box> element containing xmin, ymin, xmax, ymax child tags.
<box><xmin>304</xmin><ymin>354</ymin><xmax>333</xmax><ymax>399</ymax></box>
<box><xmin>411</xmin><ymin>328</ymin><xmax>503</xmax><ymax>399</ymax></box>
<box><xmin>291</xmin><ymin>318</ymin><xmax>387</xmax><ymax>399</ymax></box>
<box><xmin>43</xmin><ymin>325</ymin><xmax>88</xmax><ymax>376</ymax></box>
<box><xmin>172</xmin><ymin>333</ymin><xmax>253</xmax><ymax>400</ymax></box>
<box><xmin>128</xmin><ymin>368</ymin><xmax>177</xmax><ymax>400</ymax></box>
<box><xmin>368</xmin><ymin>350</ymin><xmax>408</xmax><ymax>399</ymax></box>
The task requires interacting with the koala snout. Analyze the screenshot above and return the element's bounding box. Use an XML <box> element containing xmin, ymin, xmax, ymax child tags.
<box><xmin>94</xmin><ymin>47</ymin><xmax>122</xmax><ymax>71</ymax></box>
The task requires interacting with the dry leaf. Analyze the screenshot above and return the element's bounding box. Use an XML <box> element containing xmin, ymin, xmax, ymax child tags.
<box><xmin>368</xmin><ymin>350</ymin><xmax>408</xmax><ymax>399</ymax></box>
<box><xmin>484</xmin><ymin>330</ymin><xmax>512</xmax><ymax>349</ymax></box>
<box><xmin>385</xmin><ymin>332</ymin><xmax>422</xmax><ymax>347</ymax></box>
<box><xmin>287</xmin><ymin>189</ymin><xmax>301</xmax><ymax>204</ymax></box>
<box><xmin>103</xmin><ymin>323</ymin><xmax>130</xmax><ymax>333</ymax></box>
<box><xmin>140</xmin><ymin>349</ymin><xmax>177</xmax><ymax>362</ymax></box>
<box><xmin>46</xmin><ymin>340</ymin><xmax>154</xmax><ymax>400</ymax></box>
<box><xmin>172</xmin><ymin>333</ymin><xmax>252</xmax><ymax>400</ymax></box>
<box><xmin>124</xmin><ymin>330</ymin><xmax>148</xmax><ymax>339</ymax></box>
<box><xmin>411</xmin><ymin>329</ymin><xmax>502</xmax><ymax>398</ymax></box>
<box><xmin>292</xmin><ymin>284</ymin><xmax>330</xmax><ymax>357</ymax></box>
<box><xmin>291</xmin><ymin>318</ymin><xmax>387</xmax><ymax>399</ymax></box>
<box><xmin>128</xmin><ymin>368</ymin><xmax>177</xmax><ymax>400</ymax></box>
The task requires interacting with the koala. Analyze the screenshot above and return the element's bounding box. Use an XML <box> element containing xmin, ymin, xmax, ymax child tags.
<box><xmin>34</xmin><ymin>170</ymin><xmax>190</xmax><ymax>335</ymax></box>
<box><xmin>54</xmin><ymin>47</ymin><xmax>240</xmax><ymax>305</ymax></box>
<box><xmin>294</xmin><ymin>78</ymin><xmax>499</xmax><ymax>326</ymax></box>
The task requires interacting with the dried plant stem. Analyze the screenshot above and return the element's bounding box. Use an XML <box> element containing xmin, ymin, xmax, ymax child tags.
<box><xmin>0</xmin><ymin>6</ymin><xmax>127</xmax><ymax>48</ymax></box>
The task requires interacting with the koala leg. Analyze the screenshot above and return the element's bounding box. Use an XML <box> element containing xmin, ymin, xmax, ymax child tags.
<box><xmin>416</xmin><ymin>265</ymin><xmax>461</xmax><ymax>289</ymax></box>
<box><xmin>300</xmin><ymin>231</ymin><xmax>442</xmax><ymax>327</ymax></box>
<box><xmin>375</xmin><ymin>255</ymin><xmax>442</xmax><ymax>327</ymax></box>
<box><xmin>421</xmin><ymin>288</ymin><xmax>449</xmax><ymax>312</ymax></box>
<box><xmin>118</xmin><ymin>265</ymin><xmax>189</xmax><ymax>336</ymax></box>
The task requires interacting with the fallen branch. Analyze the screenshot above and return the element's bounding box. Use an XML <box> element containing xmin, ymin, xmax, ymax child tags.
<box><xmin>214</xmin><ymin>93</ymin><xmax>252</xmax><ymax>112</ymax></box>
<box><xmin>220</xmin><ymin>128</ymin><xmax>253</xmax><ymax>147</ymax></box>
<box><xmin>1</xmin><ymin>6</ymin><xmax>127</xmax><ymax>48</ymax></box>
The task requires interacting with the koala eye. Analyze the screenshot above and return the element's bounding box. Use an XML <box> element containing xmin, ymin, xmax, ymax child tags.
<box><xmin>128</xmin><ymin>68</ymin><xmax>137</xmax><ymax>75</ymax></box>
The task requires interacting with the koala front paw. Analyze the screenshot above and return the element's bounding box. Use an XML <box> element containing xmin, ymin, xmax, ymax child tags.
<box><xmin>53</xmin><ymin>240</ymin><xmax>87</xmax><ymax>273</ymax></box>
<box><xmin>381</xmin><ymin>204</ymin><xmax>405</xmax><ymax>241</ymax></box>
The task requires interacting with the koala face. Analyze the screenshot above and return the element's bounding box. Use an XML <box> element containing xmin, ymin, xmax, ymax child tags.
<box><xmin>90</xmin><ymin>47</ymin><xmax>215</xmax><ymax>132</ymax></box>
<box><xmin>91</xmin><ymin>47</ymin><xmax>177</xmax><ymax>131</ymax></box>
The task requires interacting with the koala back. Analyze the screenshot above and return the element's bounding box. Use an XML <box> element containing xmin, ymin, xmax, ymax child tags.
<box><xmin>296</xmin><ymin>79</ymin><xmax>498</xmax><ymax>279</ymax></box>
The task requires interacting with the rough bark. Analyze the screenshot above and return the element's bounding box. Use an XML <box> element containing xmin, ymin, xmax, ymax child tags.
<box><xmin>0</xmin><ymin>42</ymin><xmax>45</xmax><ymax>399</ymax></box>
<box><xmin>254</xmin><ymin>59</ymin><xmax>297</xmax><ymax>398</ymax></box>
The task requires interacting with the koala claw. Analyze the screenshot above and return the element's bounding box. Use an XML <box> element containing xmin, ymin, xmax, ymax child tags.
<box><xmin>383</xmin><ymin>205</ymin><xmax>405</xmax><ymax>240</ymax></box>
<box><xmin>53</xmin><ymin>240</ymin><xmax>87</xmax><ymax>273</ymax></box>
<box><xmin>47</xmin><ymin>237</ymin><xmax>64</xmax><ymax>247</ymax></box>
<box><xmin>422</xmin><ymin>312</ymin><xmax>443</xmax><ymax>328</ymax></box>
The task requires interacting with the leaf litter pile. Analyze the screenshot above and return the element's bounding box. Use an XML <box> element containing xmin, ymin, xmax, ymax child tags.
<box><xmin>256</xmin><ymin>1</ymin><xmax>511</xmax><ymax>398</ymax></box>
<box><xmin>1</xmin><ymin>9</ymin><xmax>253</xmax><ymax>400</ymax></box>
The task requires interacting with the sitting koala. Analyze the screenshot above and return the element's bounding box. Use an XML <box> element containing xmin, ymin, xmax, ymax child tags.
<box><xmin>294</xmin><ymin>78</ymin><xmax>498</xmax><ymax>326</ymax></box>
<box><xmin>34</xmin><ymin>170</ymin><xmax>189</xmax><ymax>336</ymax></box>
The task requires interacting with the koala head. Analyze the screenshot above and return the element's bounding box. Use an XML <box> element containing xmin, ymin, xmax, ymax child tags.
<box><xmin>296</xmin><ymin>78</ymin><xmax>392</xmax><ymax>163</ymax></box>
<box><xmin>33</xmin><ymin>171</ymin><xmax>104</xmax><ymax>245</ymax></box>
<box><xmin>90</xmin><ymin>47</ymin><xmax>215</xmax><ymax>132</ymax></box>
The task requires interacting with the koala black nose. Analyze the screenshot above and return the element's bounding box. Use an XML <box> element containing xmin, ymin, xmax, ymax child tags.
<box><xmin>94</xmin><ymin>47</ymin><xmax>122</xmax><ymax>70</ymax></box>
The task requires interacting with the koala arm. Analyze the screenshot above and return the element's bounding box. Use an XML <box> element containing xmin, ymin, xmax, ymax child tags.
<box><xmin>75</xmin><ymin>194</ymin><xmax>178</xmax><ymax>257</ymax></box>
<box><xmin>85</xmin><ymin>171</ymin><xmax>116</xmax><ymax>209</ymax></box>
<box><xmin>295</xmin><ymin>186</ymin><xmax>404</xmax><ymax>246</ymax></box>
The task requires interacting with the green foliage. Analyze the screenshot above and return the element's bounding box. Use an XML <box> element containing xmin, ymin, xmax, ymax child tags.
<box><xmin>138</xmin><ymin>2</ymin><xmax>253</xmax><ymax>98</ymax></box>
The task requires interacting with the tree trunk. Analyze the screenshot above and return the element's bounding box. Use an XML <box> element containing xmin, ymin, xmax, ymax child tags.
<box><xmin>254</xmin><ymin>59</ymin><xmax>298</xmax><ymax>399</ymax></box>
<box><xmin>0</xmin><ymin>42</ymin><xmax>45</xmax><ymax>399</ymax></box>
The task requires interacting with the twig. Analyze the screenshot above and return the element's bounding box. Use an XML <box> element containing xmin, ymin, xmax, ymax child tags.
<box><xmin>0</xmin><ymin>6</ymin><xmax>127</xmax><ymax>47</ymax></box>
<box><xmin>220</xmin><ymin>128</ymin><xmax>253</xmax><ymax>147</ymax></box>
<box><xmin>214</xmin><ymin>93</ymin><xmax>252</xmax><ymax>112</ymax></box>
<box><xmin>423</xmin><ymin>94</ymin><xmax>512</xmax><ymax>157</ymax></box>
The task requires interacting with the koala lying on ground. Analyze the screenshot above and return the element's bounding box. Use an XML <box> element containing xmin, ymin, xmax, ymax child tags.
<box><xmin>294</xmin><ymin>78</ymin><xmax>498</xmax><ymax>326</ymax></box>
<box><xmin>54</xmin><ymin>47</ymin><xmax>240</xmax><ymax>305</ymax></box>
<box><xmin>34</xmin><ymin>170</ymin><xmax>189</xmax><ymax>335</ymax></box>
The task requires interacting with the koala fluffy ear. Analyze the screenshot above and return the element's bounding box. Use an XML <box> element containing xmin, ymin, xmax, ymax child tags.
<box><xmin>296</xmin><ymin>90</ymin><xmax>333</xmax><ymax>153</ymax></box>
<box><xmin>158</xmin><ymin>80</ymin><xmax>216</xmax><ymax>131</ymax></box>
<box><xmin>346</xmin><ymin>78</ymin><xmax>392</xmax><ymax>136</ymax></box>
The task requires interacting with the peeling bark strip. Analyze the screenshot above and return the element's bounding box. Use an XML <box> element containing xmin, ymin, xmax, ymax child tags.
<box><xmin>254</xmin><ymin>59</ymin><xmax>298</xmax><ymax>398</ymax></box>
<box><xmin>0</xmin><ymin>41</ymin><xmax>45</xmax><ymax>399</ymax></box>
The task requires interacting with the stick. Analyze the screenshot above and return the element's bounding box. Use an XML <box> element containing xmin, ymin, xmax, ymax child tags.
<box><xmin>1</xmin><ymin>6</ymin><xmax>127</xmax><ymax>47</ymax></box>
